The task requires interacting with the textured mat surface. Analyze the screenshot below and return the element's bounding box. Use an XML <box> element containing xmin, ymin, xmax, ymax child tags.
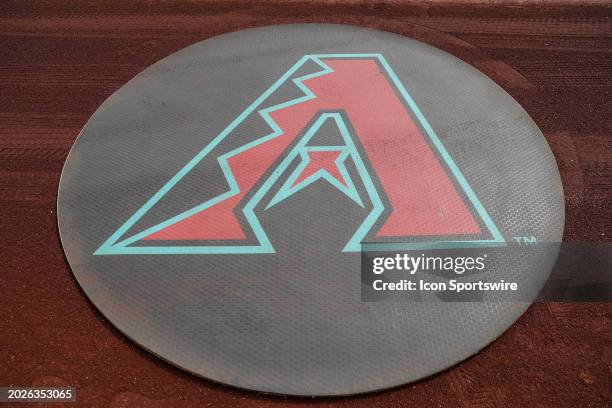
<box><xmin>1</xmin><ymin>1</ymin><xmax>611</xmax><ymax>406</ymax></box>
<box><xmin>56</xmin><ymin>24</ymin><xmax>564</xmax><ymax>396</ymax></box>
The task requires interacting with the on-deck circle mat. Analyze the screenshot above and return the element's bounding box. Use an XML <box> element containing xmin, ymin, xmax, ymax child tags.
<box><xmin>58</xmin><ymin>24</ymin><xmax>564</xmax><ymax>396</ymax></box>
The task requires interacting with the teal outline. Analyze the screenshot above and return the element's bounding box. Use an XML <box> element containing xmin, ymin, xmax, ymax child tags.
<box><xmin>95</xmin><ymin>54</ymin><xmax>505</xmax><ymax>255</ymax></box>
<box><xmin>257</xmin><ymin>112</ymin><xmax>377</xmax><ymax>252</ymax></box>
<box><xmin>265</xmin><ymin>148</ymin><xmax>364</xmax><ymax>209</ymax></box>
<box><xmin>265</xmin><ymin>116</ymin><xmax>364</xmax><ymax>210</ymax></box>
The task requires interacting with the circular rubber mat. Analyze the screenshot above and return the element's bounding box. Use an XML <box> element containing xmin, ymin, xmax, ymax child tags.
<box><xmin>58</xmin><ymin>24</ymin><xmax>564</xmax><ymax>396</ymax></box>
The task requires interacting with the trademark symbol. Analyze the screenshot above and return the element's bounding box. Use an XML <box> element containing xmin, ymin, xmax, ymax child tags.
<box><xmin>513</xmin><ymin>236</ymin><xmax>537</xmax><ymax>245</ymax></box>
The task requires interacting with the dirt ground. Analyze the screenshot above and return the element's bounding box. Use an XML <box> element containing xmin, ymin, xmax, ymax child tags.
<box><xmin>1</xmin><ymin>1</ymin><xmax>610</xmax><ymax>407</ymax></box>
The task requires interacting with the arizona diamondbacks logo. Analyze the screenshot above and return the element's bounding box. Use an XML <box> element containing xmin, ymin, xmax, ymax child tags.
<box><xmin>95</xmin><ymin>54</ymin><xmax>504</xmax><ymax>255</ymax></box>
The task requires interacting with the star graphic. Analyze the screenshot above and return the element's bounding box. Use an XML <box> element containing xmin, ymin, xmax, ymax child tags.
<box><xmin>266</xmin><ymin>146</ymin><xmax>363</xmax><ymax>209</ymax></box>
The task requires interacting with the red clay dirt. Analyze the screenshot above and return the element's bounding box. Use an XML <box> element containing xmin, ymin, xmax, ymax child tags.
<box><xmin>1</xmin><ymin>1</ymin><xmax>610</xmax><ymax>407</ymax></box>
